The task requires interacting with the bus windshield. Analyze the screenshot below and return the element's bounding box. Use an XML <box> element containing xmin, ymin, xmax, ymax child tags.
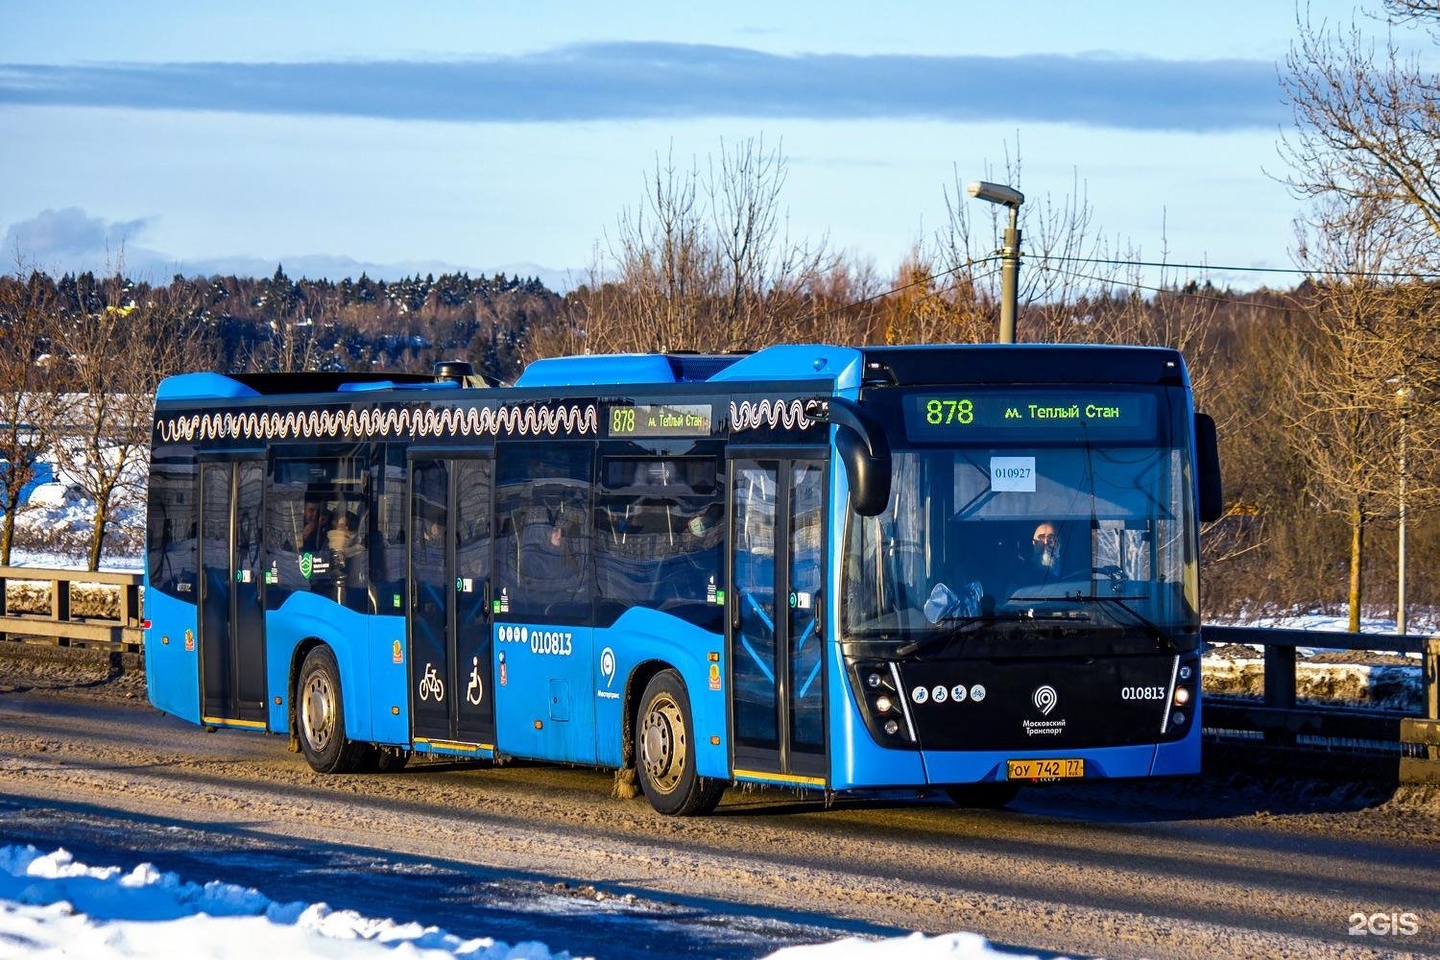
<box><xmin>842</xmin><ymin>424</ymin><xmax>1200</xmax><ymax>650</ymax></box>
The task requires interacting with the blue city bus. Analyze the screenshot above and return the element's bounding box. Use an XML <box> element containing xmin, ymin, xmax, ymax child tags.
<box><xmin>144</xmin><ymin>344</ymin><xmax>1222</xmax><ymax>815</ymax></box>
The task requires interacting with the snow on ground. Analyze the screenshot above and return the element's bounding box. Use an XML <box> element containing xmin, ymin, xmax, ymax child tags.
<box><xmin>0</xmin><ymin>846</ymin><xmax>1037</xmax><ymax>960</ymax></box>
<box><xmin>1203</xmin><ymin>612</ymin><xmax>1430</xmax><ymax>712</ymax></box>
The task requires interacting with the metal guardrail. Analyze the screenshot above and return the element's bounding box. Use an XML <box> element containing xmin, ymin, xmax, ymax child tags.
<box><xmin>0</xmin><ymin>567</ymin><xmax>1435</xmax><ymax>783</ymax></box>
<box><xmin>0</xmin><ymin>566</ymin><xmax>144</xmax><ymax>652</ymax></box>
<box><xmin>1202</xmin><ymin>625</ymin><xmax>1440</xmax><ymax>784</ymax></box>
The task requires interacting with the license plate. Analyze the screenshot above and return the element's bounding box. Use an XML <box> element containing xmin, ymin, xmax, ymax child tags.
<box><xmin>1006</xmin><ymin>758</ymin><xmax>1084</xmax><ymax>781</ymax></box>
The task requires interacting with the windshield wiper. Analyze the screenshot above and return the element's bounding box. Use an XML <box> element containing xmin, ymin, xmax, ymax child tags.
<box><xmin>894</xmin><ymin>611</ymin><xmax>1034</xmax><ymax>658</ymax></box>
<box><xmin>1075</xmin><ymin>595</ymin><xmax>1176</xmax><ymax>653</ymax></box>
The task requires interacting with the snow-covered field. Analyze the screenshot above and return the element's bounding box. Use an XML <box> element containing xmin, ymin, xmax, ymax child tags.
<box><xmin>0</xmin><ymin>846</ymin><xmax>1033</xmax><ymax>960</ymax></box>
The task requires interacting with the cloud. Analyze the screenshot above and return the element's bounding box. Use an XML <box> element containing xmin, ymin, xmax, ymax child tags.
<box><xmin>1</xmin><ymin>208</ymin><xmax>577</xmax><ymax>288</ymax></box>
<box><xmin>2</xmin><ymin>208</ymin><xmax>158</xmax><ymax>271</ymax></box>
<box><xmin>0</xmin><ymin>43</ymin><xmax>1283</xmax><ymax>132</ymax></box>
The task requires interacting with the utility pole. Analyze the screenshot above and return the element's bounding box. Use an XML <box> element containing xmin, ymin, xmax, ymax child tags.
<box><xmin>967</xmin><ymin>181</ymin><xmax>1025</xmax><ymax>344</ymax></box>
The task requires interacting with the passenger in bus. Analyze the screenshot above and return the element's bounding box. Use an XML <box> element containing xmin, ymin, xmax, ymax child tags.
<box><xmin>661</xmin><ymin>502</ymin><xmax>724</xmax><ymax>609</ymax></box>
<box><xmin>327</xmin><ymin>510</ymin><xmax>358</xmax><ymax>554</ymax></box>
<box><xmin>520</xmin><ymin>519</ymin><xmax>581</xmax><ymax>607</ymax></box>
<box><xmin>297</xmin><ymin>500</ymin><xmax>331</xmax><ymax>552</ymax></box>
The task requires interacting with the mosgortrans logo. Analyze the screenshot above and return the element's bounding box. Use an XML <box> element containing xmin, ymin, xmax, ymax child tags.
<box><xmin>1032</xmin><ymin>684</ymin><xmax>1058</xmax><ymax>716</ymax></box>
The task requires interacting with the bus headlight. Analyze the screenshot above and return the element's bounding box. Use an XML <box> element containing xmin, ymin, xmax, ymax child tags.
<box><xmin>1173</xmin><ymin>686</ymin><xmax>1191</xmax><ymax>706</ymax></box>
<box><xmin>849</xmin><ymin>660</ymin><xmax>917</xmax><ymax>745</ymax></box>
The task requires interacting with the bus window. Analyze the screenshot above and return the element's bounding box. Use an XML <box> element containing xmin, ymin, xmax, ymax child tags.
<box><xmin>594</xmin><ymin>456</ymin><xmax>724</xmax><ymax>631</ymax></box>
<box><xmin>147</xmin><ymin>457</ymin><xmax>198</xmax><ymax>600</ymax></box>
<box><xmin>494</xmin><ymin>445</ymin><xmax>594</xmax><ymax>621</ymax></box>
<box><xmin>265</xmin><ymin>453</ymin><xmax>372</xmax><ymax>612</ymax></box>
<box><xmin>371</xmin><ymin>445</ymin><xmax>408</xmax><ymax>614</ymax></box>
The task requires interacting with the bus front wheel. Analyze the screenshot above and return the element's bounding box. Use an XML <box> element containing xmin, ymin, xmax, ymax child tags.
<box><xmin>296</xmin><ymin>645</ymin><xmax>367</xmax><ymax>774</ymax></box>
<box><xmin>635</xmin><ymin>670</ymin><xmax>724</xmax><ymax>816</ymax></box>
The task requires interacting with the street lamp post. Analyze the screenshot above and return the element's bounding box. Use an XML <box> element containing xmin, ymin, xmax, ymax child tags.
<box><xmin>1397</xmin><ymin>381</ymin><xmax>1412</xmax><ymax>635</ymax></box>
<box><xmin>967</xmin><ymin>180</ymin><xmax>1025</xmax><ymax>343</ymax></box>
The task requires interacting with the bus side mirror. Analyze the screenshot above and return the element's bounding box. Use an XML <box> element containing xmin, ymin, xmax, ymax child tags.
<box><xmin>1195</xmin><ymin>412</ymin><xmax>1223</xmax><ymax>523</ymax></box>
<box><xmin>823</xmin><ymin>398</ymin><xmax>891</xmax><ymax>517</ymax></box>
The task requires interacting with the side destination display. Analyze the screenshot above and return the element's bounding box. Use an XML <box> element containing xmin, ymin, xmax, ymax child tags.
<box><xmin>607</xmin><ymin>402</ymin><xmax>713</xmax><ymax>438</ymax></box>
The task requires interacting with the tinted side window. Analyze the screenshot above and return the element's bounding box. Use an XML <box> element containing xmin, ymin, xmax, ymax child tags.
<box><xmin>494</xmin><ymin>444</ymin><xmax>594</xmax><ymax>622</ymax></box>
<box><xmin>594</xmin><ymin>455</ymin><xmax>725</xmax><ymax>631</ymax></box>
<box><xmin>147</xmin><ymin>454</ymin><xmax>198</xmax><ymax>601</ymax></box>
<box><xmin>265</xmin><ymin>449</ymin><xmax>373</xmax><ymax>613</ymax></box>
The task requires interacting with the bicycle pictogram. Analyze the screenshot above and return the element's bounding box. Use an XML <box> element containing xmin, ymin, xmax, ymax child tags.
<box><xmin>419</xmin><ymin>662</ymin><xmax>445</xmax><ymax>702</ymax></box>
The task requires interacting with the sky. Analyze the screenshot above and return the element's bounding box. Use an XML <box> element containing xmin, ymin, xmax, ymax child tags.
<box><xmin>0</xmin><ymin>1</ymin><xmax>1404</xmax><ymax>293</ymax></box>
<box><xmin>0</xmin><ymin>845</ymin><xmax>1041</xmax><ymax>960</ymax></box>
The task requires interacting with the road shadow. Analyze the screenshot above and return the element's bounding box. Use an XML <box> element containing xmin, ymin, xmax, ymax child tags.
<box><xmin>0</xmin><ymin>794</ymin><xmax>917</xmax><ymax>960</ymax></box>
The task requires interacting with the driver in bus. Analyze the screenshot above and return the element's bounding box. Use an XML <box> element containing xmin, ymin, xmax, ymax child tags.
<box><xmin>1025</xmin><ymin>522</ymin><xmax>1063</xmax><ymax>579</ymax></box>
<box><xmin>924</xmin><ymin>520</ymin><xmax>1066</xmax><ymax>623</ymax></box>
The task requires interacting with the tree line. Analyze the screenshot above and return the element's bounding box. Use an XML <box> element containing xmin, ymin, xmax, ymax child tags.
<box><xmin>3</xmin><ymin>256</ymin><xmax>1437</xmax><ymax>628</ymax></box>
<box><xmin>0</xmin><ymin>265</ymin><xmax>560</xmax><ymax>568</ymax></box>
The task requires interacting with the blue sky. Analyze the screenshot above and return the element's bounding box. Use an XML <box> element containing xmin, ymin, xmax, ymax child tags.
<box><xmin>0</xmin><ymin>0</ymin><xmax>1374</xmax><ymax>291</ymax></box>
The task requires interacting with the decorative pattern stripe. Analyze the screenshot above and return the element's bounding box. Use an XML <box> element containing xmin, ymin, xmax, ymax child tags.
<box><xmin>730</xmin><ymin>398</ymin><xmax>813</xmax><ymax>432</ymax></box>
<box><xmin>156</xmin><ymin>403</ymin><xmax>600</xmax><ymax>443</ymax></box>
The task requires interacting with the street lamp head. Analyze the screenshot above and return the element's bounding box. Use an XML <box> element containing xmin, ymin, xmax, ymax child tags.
<box><xmin>967</xmin><ymin>180</ymin><xmax>1024</xmax><ymax>207</ymax></box>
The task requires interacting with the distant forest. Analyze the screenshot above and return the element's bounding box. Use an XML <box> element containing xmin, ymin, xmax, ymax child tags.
<box><xmin>45</xmin><ymin>266</ymin><xmax>563</xmax><ymax>382</ymax></box>
<box><xmin>4</xmin><ymin>262</ymin><xmax>1440</xmax><ymax>622</ymax></box>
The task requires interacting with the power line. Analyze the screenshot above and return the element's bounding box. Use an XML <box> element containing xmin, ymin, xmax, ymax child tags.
<box><xmin>1040</xmin><ymin>254</ymin><xmax>1440</xmax><ymax>282</ymax></box>
<box><xmin>837</xmin><ymin>249</ymin><xmax>1435</xmax><ymax>321</ymax></box>
<box><xmin>1040</xmin><ymin>263</ymin><xmax>1306</xmax><ymax>316</ymax></box>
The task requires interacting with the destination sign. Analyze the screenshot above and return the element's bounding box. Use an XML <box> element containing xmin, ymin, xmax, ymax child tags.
<box><xmin>905</xmin><ymin>392</ymin><xmax>1156</xmax><ymax>441</ymax></box>
<box><xmin>608</xmin><ymin>402</ymin><xmax>713</xmax><ymax>438</ymax></box>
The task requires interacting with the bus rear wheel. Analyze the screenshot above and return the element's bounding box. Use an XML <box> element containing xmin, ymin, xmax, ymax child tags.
<box><xmin>296</xmin><ymin>645</ymin><xmax>367</xmax><ymax>774</ymax></box>
<box><xmin>635</xmin><ymin>670</ymin><xmax>724</xmax><ymax>816</ymax></box>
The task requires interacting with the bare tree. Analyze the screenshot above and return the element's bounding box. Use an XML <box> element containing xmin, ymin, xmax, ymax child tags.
<box><xmin>1281</xmin><ymin>3</ymin><xmax>1440</xmax><ymax>267</ymax></box>
<box><xmin>934</xmin><ymin>149</ymin><xmax>1147</xmax><ymax>345</ymax></box>
<box><xmin>1280</xmin><ymin>1</ymin><xmax>1440</xmax><ymax>625</ymax></box>
<box><xmin>52</xmin><ymin>277</ymin><xmax>207</xmax><ymax>569</ymax></box>
<box><xmin>1281</xmin><ymin>194</ymin><xmax>1440</xmax><ymax>629</ymax></box>
<box><xmin>0</xmin><ymin>262</ymin><xmax>63</xmax><ymax>565</ymax></box>
<box><xmin>873</xmin><ymin>249</ymin><xmax>994</xmax><ymax>346</ymax></box>
<box><xmin>559</xmin><ymin>137</ymin><xmax>832</xmax><ymax>360</ymax></box>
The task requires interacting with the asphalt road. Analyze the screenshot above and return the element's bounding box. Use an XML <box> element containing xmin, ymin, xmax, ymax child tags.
<box><xmin>0</xmin><ymin>663</ymin><xmax>1437</xmax><ymax>960</ymax></box>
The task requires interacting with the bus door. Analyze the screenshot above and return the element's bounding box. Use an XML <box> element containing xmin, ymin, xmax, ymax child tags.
<box><xmin>408</xmin><ymin>456</ymin><xmax>496</xmax><ymax>750</ymax></box>
<box><xmin>729</xmin><ymin>457</ymin><xmax>827</xmax><ymax>785</ymax></box>
<box><xmin>198</xmin><ymin>457</ymin><xmax>267</xmax><ymax>726</ymax></box>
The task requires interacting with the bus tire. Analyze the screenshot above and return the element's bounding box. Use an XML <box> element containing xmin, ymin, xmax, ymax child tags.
<box><xmin>944</xmin><ymin>783</ymin><xmax>1020</xmax><ymax>808</ymax></box>
<box><xmin>296</xmin><ymin>645</ymin><xmax>367</xmax><ymax>774</ymax></box>
<box><xmin>635</xmin><ymin>670</ymin><xmax>724</xmax><ymax>816</ymax></box>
